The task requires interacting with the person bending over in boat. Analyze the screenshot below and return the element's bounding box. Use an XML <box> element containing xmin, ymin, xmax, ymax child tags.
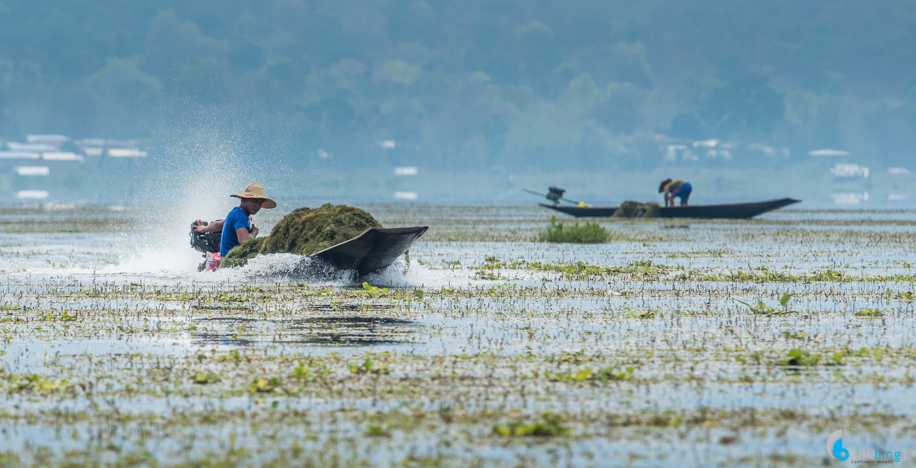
<box><xmin>659</xmin><ymin>178</ymin><xmax>691</xmax><ymax>207</ymax></box>
<box><xmin>192</xmin><ymin>183</ymin><xmax>277</xmax><ymax>268</ymax></box>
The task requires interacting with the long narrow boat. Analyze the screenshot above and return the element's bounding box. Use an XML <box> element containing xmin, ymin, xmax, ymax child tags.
<box><xmin>539</xmin><ymin>198</ymin><xmax>800</xmax><ymax>219</ymax></box>
<box><xmin>307</xmin><ymin>226</ymin><xmax>429</xmax><ymax>276</ymax></box>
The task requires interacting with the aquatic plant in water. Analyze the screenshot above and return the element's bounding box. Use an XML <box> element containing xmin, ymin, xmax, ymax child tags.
<box><xmin>856</xmin><ymin>308</ymin><xmax>883</xmax><ymax>317</ymax></box>
<box><xmin>735</xmin><ymin>294</ymin><xmax>795</xmax><ymax>315</ymax></box>
<box><xmin>538</xmin><ymin>216</ymin><xmax>609</xmax><ymax>243</ymax></box>
<box><xmin>493</xmin><ymin>413</ymin><xmax>569</xmax><ymax>437</ymax></box>
<box><xmin>781</xmin><ymin>349</ymin><xmax>820</xmax><ymax>367</ymax></box>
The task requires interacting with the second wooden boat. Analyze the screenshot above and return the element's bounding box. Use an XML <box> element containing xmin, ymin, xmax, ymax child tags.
<box><xmin>540</xmin><ymin>198</ymin><xmax>800</xmax><ymax>219</ymax></box>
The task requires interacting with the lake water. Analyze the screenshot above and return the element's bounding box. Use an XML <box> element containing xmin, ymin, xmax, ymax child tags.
<box><xmin>1</xmin><ymin>204</ymin><xmax>915</xmax><ymax>467</ymax></box>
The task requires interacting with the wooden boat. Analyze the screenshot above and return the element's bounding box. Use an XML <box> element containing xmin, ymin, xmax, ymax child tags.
<box><xmin>539</xmin><ymin>198</ymin><xmax>800</xmax><ymax>219</ymax></box>
<box><xmin>309</xmin><ymin>226</ymin><xmax>428</xmax><ymax>276</ymax></box>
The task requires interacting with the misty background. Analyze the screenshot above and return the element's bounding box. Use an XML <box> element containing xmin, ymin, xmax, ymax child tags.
<box><xmin>0</xmin><ymin>0</ymin><xmax>914</xmax><ymax>206</ymax></box>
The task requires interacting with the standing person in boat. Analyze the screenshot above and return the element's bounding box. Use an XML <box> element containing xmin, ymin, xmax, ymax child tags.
<box><xmin>659</xmin><ymin>178</ymin><xmax>692</xmax><ymax>207</ymax></box>
<box><xmin>192</xmin><ymin>183</ymin><xmax>277</xmax><ymax>268</ymax></box>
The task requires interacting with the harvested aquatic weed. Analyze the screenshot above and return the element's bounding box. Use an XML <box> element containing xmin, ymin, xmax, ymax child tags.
<box><xmin>223</xmin><ymin>204</ymin><xmax>382</xmax><ymax>266</ymax></box>
<box><xmin>221</xmin><ymin>237</ymin><xmax>267</xmax><ymax>267</ymax></box>
<box><xmin>612</xmin><ymin>200</ymin><xmax>660</xmax><ymax>218</ymax></box>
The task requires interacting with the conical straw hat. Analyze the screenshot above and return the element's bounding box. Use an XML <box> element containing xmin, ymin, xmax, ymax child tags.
<box><xmin>230</xmin><ymin>183</ymin><xmax>277</xmax><ymax>209</ymax></box>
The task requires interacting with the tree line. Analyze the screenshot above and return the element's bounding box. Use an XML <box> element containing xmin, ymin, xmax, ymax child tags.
<box><xmin>0</xmin><ymin>0</ymin><xmax>914</xmax><ymax>171</ymax></box>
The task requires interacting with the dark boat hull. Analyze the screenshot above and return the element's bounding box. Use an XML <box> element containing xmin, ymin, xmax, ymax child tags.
<box><xmin>540</xmin><ymin>198</ymin><xmax>800</xmax><ymax>219</ymax></box>
<box><xmin>308</xmin><ymin>226</ymin><xmax>428</xmax><ymax>276</ymax></box>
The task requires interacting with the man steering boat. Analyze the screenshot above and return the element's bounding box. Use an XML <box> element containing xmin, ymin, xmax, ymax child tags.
<box><xmin>191</xmin><ymin>183</ymin><xmax>277</xmax><ymax>270</ymax></box>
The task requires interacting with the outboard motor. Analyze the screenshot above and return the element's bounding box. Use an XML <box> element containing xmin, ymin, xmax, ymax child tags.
<box><xmin>190</xmin><ymin>220</ymin><xmax>222</xmax><ymax>253</ymax></box>
<box><xmin>190</xmin><ymin>220</ymin><xmax>223</xmax><ymax>271</ymax></box>
<box><xmin>547</xmin><ymin>186</ymin><xmax>566</xmax><ymax>204</ymax></box>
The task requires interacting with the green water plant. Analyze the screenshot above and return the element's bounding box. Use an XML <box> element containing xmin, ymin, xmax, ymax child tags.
<box><xmin>856</xmin><ymin>308</ymin><xmax>883</xmax><ymax>317</ymax></box>
<box><xmin>538</xmin><ymin>216</ymin><xmax>609</xmax><ymax>244</ymax></box>
<box><xmin>193</xmin><ymin>372</ymin><xmax>221</xmax><ymax>385</ymax></box>
<box><xmin>897</xmin><ymin>291</ymin><xmax>914</xmax><ymax>303</ymax></box>
<box><xmin>780</xmin><ymin>348</ymin><xmax>820</xmax><ymax>367</ymax></box>
<box><xmin>544</xmin><ymin>366</ymin><xmax>634</xmax><ymax>383</ymax></box>
<box><xmin>251</xmin><ymin>377</ymin><xmax>280</xmax><ymax>393</ymax></box>
<box><xmin>365</xmin><ymin>424</ymin><xmax>390</xmax><ymax>437</ymax></box>
<box><xmin>361</xmin><ymin>282</ymin><xmax>390</xmax><ymax>297</ymax></box>
<box><xmin>493</xmin><ymin>413</ymin><xmax>569</xmax><ymax>437</ymax></box>
<box><xmin>592</xmin><ymin>366</ymin><xmax>635</xmax><ymax>383</ymax></box>
<box><xmin>522</xmin><ymin>260</ymin><xmax>673</xmax><ymax>279</ymax></box>
<box><xmin>349</xmin><ymin>358</ymin><xmax>389</xmax><ymax>375</ymax></box>
<box><xmin>736</xmin><ymin>294</ymin><xmax>795</xmax><ymax>315</ymax></box>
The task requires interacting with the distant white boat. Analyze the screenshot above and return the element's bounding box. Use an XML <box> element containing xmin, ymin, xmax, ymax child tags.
<box><xmin>830</xmin><ymin>163</ymin><xmax>869</xmax><ymax>178</ymax></box>
<box><xmin>7</xmin><ymin>142</ymin><xmax>58</xmax><ymax>152</ymax></box>
<box><xmin>831</xmin><ymin>192</ymin><xmax>868</xmax><ymax>205</ymax></box>
<box><xmin>810</xmin><ymin>149</ymin><xmax>849</xmax><ymax>157</ymax></box>
<box><xmin>394</xmin><ymin>166</ymin><xmax>418</xmax><ymax>176</ymax></box>
<box><xmin>0</xmin><ymin>151</ymin><xmax>40</xmax><ymax>159</ymax></box>
<box><xmin>26</xmin><ymin>134</ymin><xmax>67</xmax><ymax>146</ymax></box>
<box><xmin>42</xmin><ymin>152</ymin><xmax>83</xmax><ymax>162</ymax></box>
<box><xmin>394</xmin><ymin>191</ymin><xmax>418</xmax><ymax>200</ymax></box>
<box><xmin>16</xmin><ymin>190</ymin><xmax>49</xmax><ymax>200</ymax></box>
<box><xmin>692</xmin><ymin>139</ymin><xmax>720</xmax><ymax>148</ymax></box>
<box><xmin>107</xmin><ymin>148</ymin><xmax>147</xmax><ymax>158</ymax></box>
<box><xmin>16</xmin><ymin>166</ymin><xmax>49</xmax><ymax>176</ymax></box>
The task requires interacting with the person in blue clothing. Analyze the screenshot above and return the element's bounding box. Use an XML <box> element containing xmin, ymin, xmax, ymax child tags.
<box><xmin>659</xmin><ymin>178</ymin><xmax>692</xmax><ymax>207</ymax></box>
<box><xmin>192</xmin><ymin>183</ymin><xmax>277</xmax><ymax>264</ymax></box>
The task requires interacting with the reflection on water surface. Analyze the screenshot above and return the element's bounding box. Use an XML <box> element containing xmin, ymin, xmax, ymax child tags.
<box><xmin>192</xmin><ymin>315</ymin><xmax>418</xmax><ymax>346</ymax></box>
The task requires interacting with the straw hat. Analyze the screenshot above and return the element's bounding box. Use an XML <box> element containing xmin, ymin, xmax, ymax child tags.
<box><xmin>230</xmin><ymin>183</ymin><xmax>277</xmax><ymax>209</ymax></box>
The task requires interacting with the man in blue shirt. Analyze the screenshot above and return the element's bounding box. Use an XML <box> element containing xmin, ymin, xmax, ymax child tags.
<box><xmin>193</xmin><ymin>183</ymin><xmax>277</xmax><ymax>262</ymax></box>
<box><xmin>659</xmin><ymin>178</ymin><xmax>692</xmax><ymax>207</ymax></box>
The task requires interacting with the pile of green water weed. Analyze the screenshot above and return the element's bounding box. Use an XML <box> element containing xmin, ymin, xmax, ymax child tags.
<box><xmin>612</xmin><ymin>200</ymin><xmax>660</xmax><ymax>218</ymax></box>
<box><xmin>223</xmin><ymin>204</ymin><xmax>382</xmax><ymax>267</ymax></box>
<box><xmin>537</xmin><ymin>216</ymin><xmax>609</xmax><ymax>244</ymax></box>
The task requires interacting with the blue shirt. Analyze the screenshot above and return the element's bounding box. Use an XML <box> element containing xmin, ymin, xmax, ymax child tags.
<box><xmin>220</xmin><ymin>207</ymin><xmax>252</xmax><ymax>257</ymax></box>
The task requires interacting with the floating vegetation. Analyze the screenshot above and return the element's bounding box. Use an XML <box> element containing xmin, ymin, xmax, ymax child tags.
<box><xmin>493</xmin><ymin>413</ymin><xmax>570</xmax><ymax>437</ymax></box>
<box><xmin>856</xmin><ymin>308</ymin><xmax>883</xmax><ymax>317</ymax></box>
<box><xmin>736</xmin><ymin>294</ymin><xmax>795</xmax><ymax>315</ymax></box>
<box><xmin>521</xmin><ymin>259</ymin><xmax>675</xmax><ymax>279</ymax></box>
<box><xmin>545</xmin><ymin>366</ymin><xmax>635</xmax><ymax>383</ymax></box>
<box><xmin>781</xmin><ymin>348</ymin><xmax>820</xmax><ymax>367</ymax></box>
<box><xmin>492</xmin><ymin>260</ymin><xmax>916</xmax><ymax>284</ymax></box>
<box><xmin>349</xmin><ymin>357</ymin><xmax>390</xmax><ymax>375</ymax></box>
<box><xmin>537</xmin><ymin>215</ymin><xmax>609</xmax><ymax>243</ymax></box>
